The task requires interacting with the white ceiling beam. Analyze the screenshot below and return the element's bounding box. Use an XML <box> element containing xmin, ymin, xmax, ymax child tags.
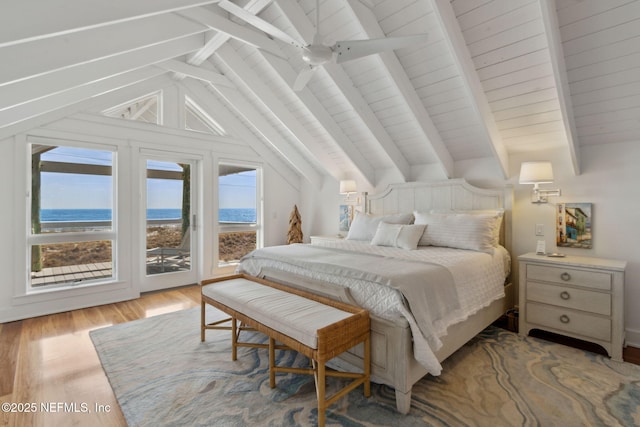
<box><xmin>0</xmin><ymin>35</ymin><xmax>204</xmax><ymax>112</ymax></box>
<box><xmin>276</xmin><ymin>0</ymin><xmax>411</xmax><ymax>183</ymax></box>
<box><xmin>0</xmin><ymin>67</ymin><xmax>167</xmax><ymax>129</ymax></box>
<box><xmin>538</xmin><ymin>0</ymin><xmax>580</xmax><ymax>175</ymax></box>
<box><xmin>211</xmin><ymin>81</ymin><xmax>324</xmax><ymax>189</ymax></box>
<box><xmin>214</xmin><ymin>44</ymin><xmax>328</xmax><ymax>186</ymax></box>
<box><xmin>431</xmin><ymin>0</ymin><xmax>510</xmax><ymax>179</ymax></box>
<box><xmin>186</xmin><ymin>0</ymin><xmax>273</xmax><ymax>65</ymax></box>
<box><xmin>205</xmin><ymin>0</ymin><xmax>374</xmax><ymax>186</ymax></box>
<box><xmin>262</xmin><ymin>54</ymin><xmax>376</xmax><ymax>187</ymax></box>
<box><xmin>344</xmin><ymin>0</ymin><xmax>454</xmax><ymax>179</ymax></box>
<box><xmin>177</xmin><ymin>6</ymin><xmax>285</xmax><ymax>59</ymax></box>
<box><xmin>128</xmin><ymin>97</ymin><xmax>157</xmax><ymax>121</ymax></box>
<box><xmin>181</xmin><ymin>78</ymin><xmax>301</xmax><ymax>189</ymax></box>
<box><xmin>0</xmin><ymin>14</ymin><xmax>206</xmax><ymax>87</ymax></box>
<box><xmin>157</xmin><ymin>59</ymin><xmax>233</xmax><ymax>87</ymax></box>
<box><xmin>0</xmin><ymin>0</ymin><xmax>219</xmax><ymax>48</ymax></box>
<box><xmin>0</xmin><ymin>75</ymin><xmax>175</xmax><ymax>141</ymax></box>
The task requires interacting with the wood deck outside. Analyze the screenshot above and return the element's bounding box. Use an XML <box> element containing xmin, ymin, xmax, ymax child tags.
<box><xmin>31</xmin><ymin>258</ymin><xmax>190</xmax><ymax>287</ymax></box>
<box><xmin>31</xmin><ymin>262</ymin><xmax>113</xmax><ymax>286</ymax></box>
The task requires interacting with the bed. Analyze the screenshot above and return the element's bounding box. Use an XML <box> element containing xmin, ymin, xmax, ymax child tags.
<box><xmin>237</xmin><ymin>179</ymin><xmax>514</xmax><ymax>413</ymax></box>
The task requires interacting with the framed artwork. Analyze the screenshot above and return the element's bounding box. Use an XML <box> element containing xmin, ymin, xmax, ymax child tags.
<box><xmin>557</xmin><ymin>203</ymin><xmax>592</xmax><ymax>249</ymax></box>
<box><xmin>339</xmin><ymin>205</ymin><xmax>354</xmax><ymax>235</ymax></box>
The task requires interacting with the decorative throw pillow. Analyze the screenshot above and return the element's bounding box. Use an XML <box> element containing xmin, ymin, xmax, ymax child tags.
<box><xmin>429</xmin><ymin>209</ymin><xmax>504</xmax><ymax>247</ymax></box>
<box><xmin>413</xmin><ymin>211</ymin><xmax>498</xmax><ymax>254</ymax></box>
<box><xmin>371</xmin><ymin>222</ymin><xmax>427</xmax><ymax>250</ymax></box>
<box><xmin>346</xmin><ymin>212</ymin><xmax>413</xmax><ymax>241</ymax></box>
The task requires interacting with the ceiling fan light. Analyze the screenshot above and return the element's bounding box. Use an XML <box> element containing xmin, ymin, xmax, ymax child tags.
<box><xmin>302</xmin><ymin>45</ymin><xmax>333</xmax><ymax>66</ymax></box>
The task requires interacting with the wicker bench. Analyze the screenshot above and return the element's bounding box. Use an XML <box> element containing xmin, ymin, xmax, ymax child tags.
<box><xmin>200</xmin><ymin>274</ymin><xmax>371</xmax><ymax>427</ymax></box>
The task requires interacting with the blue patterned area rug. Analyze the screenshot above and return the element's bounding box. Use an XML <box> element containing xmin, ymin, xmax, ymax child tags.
<box><xmin>90</xmin><ymin>307</ymin><xmax>640</xmax><ymax>426</ymax></box>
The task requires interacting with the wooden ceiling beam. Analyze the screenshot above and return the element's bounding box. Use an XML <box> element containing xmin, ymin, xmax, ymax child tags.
<box><xmin>207</xmin><ymin>1</ymin><xmax>375</xmax><ymax>186</ymax></box>
<box><xmin>261</xmin><ymin>54</ymin><xmax>376</xmax><ymax>187</ymax></box>
<box><xmin>0</xmin><ymin>0</ymin><xmax>219</xmax><ymax>48</ymax></box>
<box><xmin>157</xmin><ymin>59</ymin><xmax>233</xmax><ymax>87</ymax></box>
<box><xmin>0</xmin><ymin>75</ymin><xmax>175</xmax><ymax>141</ymax></box>
<box><xmin>276</xmin><ymin>0</ymin><xmax>411</xmax><ymax>183</ymax></box>
<box><xmin>180</xmin><ymin>1</ymin><xmax>375</xmax><ymax>186</ymax></box>
<box><xmin>177</xmin><ymin>5</ymin><xmax>285</xmax><ymax>59</ymax></box>
<box><xmin>538</xmin><ymin>0</ymin><xmax>580</xmax><ymax>175</ymax></box>
<box><xmin>0</xmin><ymin>67</ymin><xmax>167</xmax><ymax>130</ymax></box>
<box><xmin>181</xmin><ymin>79</ymin><xmax>302</xmax><ymax>190</ymax></box>
<box><xmin>213</xmin><ymin>44</ymin><xmax>328</xmax><ymax>188</ymax></box>
<box><xmin>431</xmin><ymin>0</ymin><xmax>510</xmax><ymax>179</ymax></box>
<box><xmin>344</xmin><ymin>0</ymin><xmax>454</xmax><ymax>179</ymax></box>
<box><xmin>0</xmin><ymin>35</ymin><xmax>203</xmax><ymax>113</ymax></box>
<box><xmin>0</xmin><ymin>14</ymin><xmax>207</xmax><ymax>87</ymax></box>
<box><xmin>186</xmin><ymin>0</ymin><xmax>273</xmax><ymax>65</ymax></box>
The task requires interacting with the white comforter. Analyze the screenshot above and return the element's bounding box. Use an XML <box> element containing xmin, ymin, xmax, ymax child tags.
<box><xmin>238</xmin><ymin>240</ymin><xmax>510</xmax><ymax>374</ymax></box>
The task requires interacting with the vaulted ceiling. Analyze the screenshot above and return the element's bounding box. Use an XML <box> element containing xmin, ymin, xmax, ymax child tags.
<box><xmin>2</xmin><ymin>0</ymin><xmax>639</xmax><ymax>188</ymax></box>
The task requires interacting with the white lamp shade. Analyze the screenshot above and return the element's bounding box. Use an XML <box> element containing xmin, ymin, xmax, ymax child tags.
<box><xmin>519</xmin><ymin>161</ymin><xmax>554</xmax><ymax>184</ymax></box>
<box><xmin>339</xmin><ymin>180</ymin><xmax>357</xmax><ymax>194</ymax></box>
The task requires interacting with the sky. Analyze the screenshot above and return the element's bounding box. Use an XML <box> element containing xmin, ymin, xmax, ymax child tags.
<box><xmin>39</xmin><ymin>147</ymin><xmax>256</xmax><ymax>210</ymax></box>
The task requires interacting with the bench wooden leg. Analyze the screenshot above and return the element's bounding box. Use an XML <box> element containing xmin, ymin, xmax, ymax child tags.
<box><xmin>231</xmin><ymin>316</ymin><xmax>237</xmax><ymax>361</ymax></box>
<box><xmin>364</xmin><ymin>334</ymin><xmax>371</xmax><ymax>397</ymax></box>
<box><xmin>200</xmin><ymin>299</ymin><xmax>205</xmax><ymax>342</ymax></box>
<box><xmin>315</xmin><ymin>360</ymin><xmax>326</xmax><ymax>427</ymax></box>
<box><xmin>269</xmin><ymin>337</ymin><xmax>276</xmax><ymax>388</ymax></box>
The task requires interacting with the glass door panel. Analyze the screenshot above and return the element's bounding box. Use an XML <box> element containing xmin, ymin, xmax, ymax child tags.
<box><xmin>218</xmin><ymin>164</ymin><xmax>259</xmax><ymax>267</ymax></box>
<box><xmin>145</xmin><ymin>160</ymin><xmax>192</xmax><ymax>276</ymax></box>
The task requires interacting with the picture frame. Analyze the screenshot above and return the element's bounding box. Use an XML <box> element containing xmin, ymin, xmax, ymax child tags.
<box><xmin>557</xmin><ymin>203</ymin><xmax>592</xmax><ymax>249</ymax></box>
<box><xmin>339</xmin><ymin>204</ymin><xmax>354</xmax><ymax>235</ymax></box>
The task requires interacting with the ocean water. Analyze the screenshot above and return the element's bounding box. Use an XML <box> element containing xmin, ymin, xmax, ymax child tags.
<box><xmin>40</xmin><ymin>208</ymin><xmax>256</xmax><ymax>223</ymax></box>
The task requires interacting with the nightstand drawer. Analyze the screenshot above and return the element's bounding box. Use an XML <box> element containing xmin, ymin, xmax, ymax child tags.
<box><xmin>526</xmin><ymin>302</ymin><xmax>611</xmax><ymax>342</ymax></box>
<box><xmin>526</xmin><ymin>282</ymin><xmax>611</xmax><ymax>316</ymax></box>
<box><xmin>527</xmin><ymin>264</ymin><xmax>611</xmax><ymax>291</ymax></box>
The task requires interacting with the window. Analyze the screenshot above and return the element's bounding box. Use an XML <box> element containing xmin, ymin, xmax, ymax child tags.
<box><xmin>218</xmin><ymin>163</ymin><xmax>261</xmax><ymax>267</ymax></box>
<box><xmin>185</xmin><ymin>96</ymin><xmax>226</xmax><ymax>135</ymax></box>
<box><xmin>102</xmin><ymin>92</ymin><xmax>160</xmax><ymax>124</ymax></box>
<box><xmin>29</xmin><ymin>144</ymin><xmax>116</xmax><ymax>289</ymax></box>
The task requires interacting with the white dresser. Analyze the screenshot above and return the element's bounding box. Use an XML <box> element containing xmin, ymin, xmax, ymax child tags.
<box><xmin>518</xmin><ymin>252</ymin><xmax>626</xmax><ymax>361</ymax></box>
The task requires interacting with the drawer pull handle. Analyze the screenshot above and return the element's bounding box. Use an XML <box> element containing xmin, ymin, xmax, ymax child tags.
<box><xmin>560</xmin><ymin>272</ymin><xmax>571</xmax><ymax>281</ymax></box>
<box><xmin>560</xmin><ymin>291</ymin><xmax>570</xmax><ymax>300</ymax></box>
<box><xmin>560</xmin><ymin>314</ymin><xmax>570</xmax><ymax>324</ymax></box>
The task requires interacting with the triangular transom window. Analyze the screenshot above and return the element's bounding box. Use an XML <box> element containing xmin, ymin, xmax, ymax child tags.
<box><xmin>102</xmin><ymin>92</ymin><xmax>160</xmax><ymax>124</ymax></box>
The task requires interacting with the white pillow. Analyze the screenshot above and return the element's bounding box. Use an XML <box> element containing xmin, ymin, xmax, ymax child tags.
<box><xmin>413</xmin><ymin>211</ymin><xmax>498</xmax><ymax>253</ymax></box>
<box><xmin>371</xmin><ymin>222</ymin><xmax>427</xmax><ymax>250</ymax></box>
<box><xmin>346</xmin><ymin>212</ymin><xmax>413</xmax><ymax>241</ymax></box>
<box><xmin>429</xmin><ymin>209</ymin><xmax>504</xmax><ymax>247</ymax></box>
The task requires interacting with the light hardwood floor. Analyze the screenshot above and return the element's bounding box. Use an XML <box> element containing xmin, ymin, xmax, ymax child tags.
<box><xmin>0</xmin><ymin>285</ymin><xmax>201</xmax><ymax>427</ymax></box>
<box><xmin>2</xmin><ymin>285</ymin><xmax>639</xmax><ymax>427</ymax></box>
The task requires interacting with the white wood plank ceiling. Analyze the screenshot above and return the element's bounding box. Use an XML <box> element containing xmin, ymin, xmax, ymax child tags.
<box><xmin>2</xmin><ymin>0</ymin><xmax>639</xmax><ymax>187</ymax></box>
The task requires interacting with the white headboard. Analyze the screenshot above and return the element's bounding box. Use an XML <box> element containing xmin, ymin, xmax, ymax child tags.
<box><xmin>364</xmin><ymin>179</ymin><xmax>513</xmax><ymax>253</ymax></box>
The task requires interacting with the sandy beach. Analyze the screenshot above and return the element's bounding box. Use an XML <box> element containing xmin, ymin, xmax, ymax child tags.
<box><xmin>38</xmin><ymin>227</ymin><xmax>256</xmax><ymax>268</ymax></box>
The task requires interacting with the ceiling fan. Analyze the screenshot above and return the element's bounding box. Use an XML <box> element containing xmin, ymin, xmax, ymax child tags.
<box><xmin>217</xmin><ymin>0</ymin><xmax>429</xmax><ymax>91</ymax></box>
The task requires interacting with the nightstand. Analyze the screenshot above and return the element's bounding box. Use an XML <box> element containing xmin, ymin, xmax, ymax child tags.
<box><xmin>518</xmin><ymin>252</ymin><xmax>626</xmax><ymax>361</ymax></box>
<box><xmin>310</xmin><ymin>235</ymin><xmax>344</xmax><ymax>245</ymax></box>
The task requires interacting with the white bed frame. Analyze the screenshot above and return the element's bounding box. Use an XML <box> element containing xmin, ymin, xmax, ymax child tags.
<box><xmin>258</xmin><ymin>179</ymin><xmax>514</xmax><ymax>413</ymax></box>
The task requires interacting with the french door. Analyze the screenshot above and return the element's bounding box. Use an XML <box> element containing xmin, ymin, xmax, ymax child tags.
<box><xmin>139</xmin><ymin>151</ymin><xmax>198</xmax><ymax>291</ymax></box>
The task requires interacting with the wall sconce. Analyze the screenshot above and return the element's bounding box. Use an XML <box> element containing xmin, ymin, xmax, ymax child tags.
<box><xmin>339</xmin><ymin>179</ymin><xmax>357</xmax><ymax>202</ymax></box>
<box><xmin>519</xmin><ymin>161</ymin><xmax>561</xmax><ymax>204</ymax></box>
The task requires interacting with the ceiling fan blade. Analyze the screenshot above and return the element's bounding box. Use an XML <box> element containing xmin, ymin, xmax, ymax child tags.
<box><xmin>218</xmin><ymin>0</ymin><xmax>306</xmax><ymax>50</ymax></box>
<box><xmin>334</xmin><ymin>34</ymin><xmax>428</xmax><ymax>64</ymax></box>
<box><xmin>293</xmin><ymin>66</ymin><xmax>317</xmax><ymax>91</ymax></box>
